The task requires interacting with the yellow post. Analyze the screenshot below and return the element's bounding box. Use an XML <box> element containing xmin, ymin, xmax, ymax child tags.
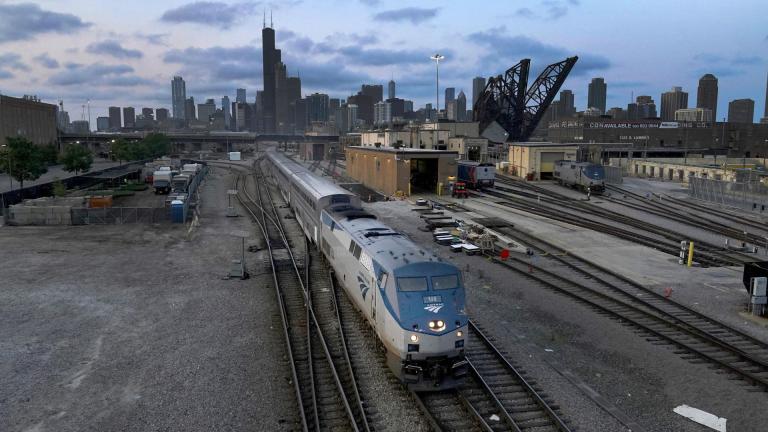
<box><xmin>687</xmin><ymin>241</ymin><xmax>694</xmax><ymax>267</ymax></box>
<box><xmin>437</xmin><ymin>182</ymin><xmax>443</xmax><ymax>196</ymax></box>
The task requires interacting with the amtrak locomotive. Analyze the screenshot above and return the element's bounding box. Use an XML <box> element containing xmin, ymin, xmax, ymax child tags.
<box><xmin>265</xmin><ymin>151</ymin><xmax>469</xmax><ymax>390</ymax></box>
<box><xmin>553</xmin><ymin>160</ymin><xmax>606</xmax><ymax>194</ymax></box>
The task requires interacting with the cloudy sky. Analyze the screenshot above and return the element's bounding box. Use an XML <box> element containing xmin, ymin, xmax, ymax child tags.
<box><xmin>0</xmin><ymin>0</ymin><xmax>767</xmax><ymax>121</ymax></box>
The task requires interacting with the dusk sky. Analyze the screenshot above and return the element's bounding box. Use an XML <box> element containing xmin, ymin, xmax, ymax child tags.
<box><xmin>0</xmin><ymin>0</ymin><xmax>767</xmax><ymax>121</ymax></box>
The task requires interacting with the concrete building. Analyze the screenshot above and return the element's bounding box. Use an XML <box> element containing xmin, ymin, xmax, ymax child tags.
<box><xmin>197</xmin><ymin>99</ymin><xmax>216</xmax><ymax>123</ymax></box>
<box><xmin>558</xmin><ymin>90</ymin><xmax>576</xmax><ymax>118</ymax></box>
<box><xmin>0</xmin><ymin>95</ymin><xmax>58</xmax><ymax>145</ymax></box>
<box><xmin>472</xmin><ymin>77</ymin><xmax>486</xmax><ymax>110</ymax></box>
<box><xmin>635</xmin><ymin>95</ymin><xmax>658</xmax><ymax>119</ymax></box>
<box><xmin>171</xmin><ymin>76</ymin><xmax>186</xmax><ymax>120</ymax></box>
<box><xmin>108</xmin><ymin>106</ymin><xmax>121</xmax><ymax>130</ymax></box>
<box><xmin>508</xmin><ymin>142</ymin><xmax>578</xmax><ymax>180</ymax></box>
<box><xmin>456</xmin><ymin>91</ymin><xmax>467</xmax><ymax>122</ymax></box>
<box><xmin>606</xmin><ymin>107</ymin><xmax>627</xmax><ymax>120</ymax></box>
<box><xmin>728</xmin><ymin>98</ymin><xmax>755</xmax><ymax>123</ymax></box>
<box><xmin>374</xmin><ymin>101</ymin><xmax>392</xmax><ymax>126</ymax></box>
<box><xmin>447</xmin><ymin>137</ymin><xmax>488</xmax><ymax>161</ymax></box>
<box><xmin>587</xmin><ymin>78</ymin><xmax>607</xmax><ymax>114</ymax></box>
<box><xmin>156</xmin><ymin>108</ymin><xmax>169</xmax><ymax>122</ymax></box>
<box><xmin>661</xmin><ymin>87</ymin><xmax>688</xmax><ymax>121</ymax></box>
<box><xmin>345</xmin><ymin>146</ymin><xmax>459</xmax><ymax>196</ymax></box>
<box><xmin>222</xmin><ymin>96</ymin><xmax>231</xmax><ymax>129</ymax></box>
<box><xmin>444</xmin><ymin>87</ymin><xmax>455</xmax><ymax>112</ymax></box>
<box><xmin>446</xmin><ymin>100</ymin><xmax>457</xmax><ymax>121</ymax></box>
<box><xmin>123</xmin><ymin>107</ymin><xmax>135</xmax><ymax>128</ymax></box>
<box><xmin>96</xmin><ymin>116</ymin><xmax>109</xmax><ymax>132</ymax></box>
<box><xmin>697</xmin><ymin>74</ymin><xmax>718</xmax><ymax>121</ymax></box>
<box><xmin>388</xmin><ymin>79</ymin><xmax>395</xmax><ymax>100</ymax></box>
<box><xmin>347</xmin><ymin>93</ymin><xmax>373</xmax><ymax>125</ymax></box>
<box><xmin>141</xmin><ymin>107</ymin><xmax>154</xmax><ymax>120</ymax></box>
<box><xmin>675</xmin><ymin>108</ymin><xmax>713</xmax><ymax>122</ymax></box>
<box><xmin>70</xmin><ymin>120</ymin><xmax>89</xmax><ymax>134</ymax></box>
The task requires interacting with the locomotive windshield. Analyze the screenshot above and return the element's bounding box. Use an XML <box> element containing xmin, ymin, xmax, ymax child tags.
<box><xmin>398</xmin><ymin>276</ymin><xmax>429</xmax><ymax>292</ymax></box>
<box><xmin>584</xmin><ymin>164</ymin><xmax>605</xmax><ymax>179</ymax></box>
<box><xmin>432</xmin><ymin>275</ymin><xmax>459</xmax><ymax>290</ymax></box>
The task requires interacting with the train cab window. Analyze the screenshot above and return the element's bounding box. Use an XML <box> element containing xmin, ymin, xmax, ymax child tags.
<box><xmin>331</xmin><ymin>195</ymin><xmax>350</xmax><ymax>204</ymax></box>
<box><xmin>432</xmin><ymin>275</ymin><xmax>459</xmax><ymax>290</ymax></box>
<box><xmin>377</xmin><ymin>271</ymin><xmax>388</xmax><ymax>288</ymax></box>
<box><xmin>397</xmin><ymin>277</ymin><xmax>428</xmax><ymax>292</ymax></box>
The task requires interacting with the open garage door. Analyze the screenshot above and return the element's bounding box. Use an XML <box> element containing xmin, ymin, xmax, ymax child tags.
<box><xmin>410</xmin><ymin>158</ymin><xmax>438</xmax><ymax>193</ymax></box>
<box><xmin>540</xmin><ymin>152</ymin><xmax>564</xmax><ymax>179</ymax></box>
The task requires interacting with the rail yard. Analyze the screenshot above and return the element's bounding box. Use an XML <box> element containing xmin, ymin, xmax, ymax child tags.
<box><xmin>3</xmin><ymin>149</ymin><xmax>768</xmax><ymax>432</ymax></box>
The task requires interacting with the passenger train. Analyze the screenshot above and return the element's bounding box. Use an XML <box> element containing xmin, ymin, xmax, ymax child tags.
<box><xmin>265</xmin><ymin>151</ymin><xmax>469</xmax><ymax>390</ymax></box>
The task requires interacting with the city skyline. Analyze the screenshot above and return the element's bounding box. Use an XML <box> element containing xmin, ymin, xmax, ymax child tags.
<box><xmin>0</xmin><ymin>1</ymin><xmax>767</xmax><ymax>121</ymax></box>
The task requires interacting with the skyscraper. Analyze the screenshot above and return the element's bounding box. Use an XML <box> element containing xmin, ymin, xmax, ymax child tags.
<box><xmin>728</xmin><ymin>99</ymin><xmax>755</xmax><ymax>123</ymax></box>
<box><xmin>236</xmin><ymin>88</ymin><xmax>246</xmax><ymax>104</ymax></box>
<box><xmin>171</xmin><ymin>76</ymin><xmax>186</xmax><ymax>120</ymax></box>
<box><xmin>222</xmin><ymin>96</ymin><xmax>231</xmax><ymax>129</ymax></box>
<box><xmin>587</xmin><ymin>78</ymin><xmax>607</xmax><ymax>114</ymax></box>
<box><xmin>388</xmin><ymin>80</ymin><xmax>396</xmax><ymax>100</ymax></box>
<box><xmin>156</xmin><ymin>108</ymin><xmax>169</xmax><ymax>122</ymax></box>
<box><xmin>696</xmin><ymin>74</ymin><xmax>718</xmax><ymax>121</ymax></box>
<box><xmin>123</xmin><ymin>107</ymin><xmax>135</xmax><ymax>128</ymax></box>
<box><xmin>108</xmin><ymin>106</ymin><xmax>121</xmax><ymax>130</ymax></box>
<box><xmin>660</xmin><ymin>87</ymin><xmax>688</xmax><ymax>121</ymax></box>
<box><xmin>361</xmin><ymin>85</ymin><xmax>383</xmax><ymax>103</ymax></box>
<box><xmin>185</xmin><ymin>97</ymin><xmax>196</xmax><ymax>122</ymax></box>
<box><xmin>141</xmin><ymin>107</ymin><xmax>154</xmax><ymax>120</ymax></box>
<box><xmin>456</xmin><ymin>90</ymin><xmax>467</xmax><ymax>121</ymax></box>
<box><xmin>444</xmin><ymin>87</ymin><xmax>455</xmax><ymax>111</ymax></box>
<box><xmin>472</xmin><ymin>77</ymin><xmax>486</xmax><ymax>110</ymax></box>
<box><xmin>306</xmin><ymin>93</ymin><xmax>330</xmax><ymax>122</ymax></box>
<box><xmin>764</xmin><ymin>72</ymin><xmax>768</xmax><ymax>120</ymax></box>
<box><xmin>262</xmin><ymin>19</ymin><xmax>279</xmax><ymax>133</ymax></box>
<box><xmin>558</xmin><ymin>90</ymin><xmax>575</xmax><ymax>118</ymax></box>
<box><xmin>636</xmin><ymin>95</ymin><xmax>658</xmax><ymax>119</ymax></box>
<box><xmin>198</xmin><ymin>99</ymin><xmax>216</xmax><ymax>123</ymax></box>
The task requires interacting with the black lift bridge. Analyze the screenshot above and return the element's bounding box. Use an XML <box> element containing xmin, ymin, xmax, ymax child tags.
<box><xmin>474</xmin><ymin>56</ymin><xmax>578</xmax><ymax>142</ymax></box>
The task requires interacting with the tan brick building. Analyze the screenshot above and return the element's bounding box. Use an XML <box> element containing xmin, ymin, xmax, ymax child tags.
<box><xmin>345</xmin><ymin>146</ymin><xmax>459</xmax><ymax>196</ymax></box>
<box><xmin>0</xmin><ymin>95</ymin><xmax>58</xmax><ymax>146</ymax></box>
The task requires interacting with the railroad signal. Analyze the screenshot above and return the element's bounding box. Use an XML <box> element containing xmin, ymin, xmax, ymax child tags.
<box><xmin>500</xmin><ymin>249</ymin><xmax>510</xmax><ymax>261</ymax></box>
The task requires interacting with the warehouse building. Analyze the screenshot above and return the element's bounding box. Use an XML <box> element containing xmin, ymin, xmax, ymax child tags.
<box><xmin>508</xmin><ymin>142</ymin><xmax>578</xmax><ymax>180</ymax></box>
<box><xmin>0</xmin><ymin>95</ymin><xmax>58</xmax><ymax>146</ymax></box>
<box><xmin>345</xmin><ymin>146</ymin><xmax>458</xmax><ymax>196</ymax></box>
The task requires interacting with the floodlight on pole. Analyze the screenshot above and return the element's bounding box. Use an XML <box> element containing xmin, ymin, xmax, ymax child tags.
<box><xmin>430</xmin><ymin>54</ymin><xmax>444</xmax><ymax>122</ymax></box>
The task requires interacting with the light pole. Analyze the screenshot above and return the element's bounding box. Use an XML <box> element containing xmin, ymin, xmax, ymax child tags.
<box><xmin>1</xmin><ymin>144</ymin><xmax>11</xmax><ymax>191</ymax></box>
<box><xmin>430</xmin><ymin>54</ymin><xmax>444</xmax><ymax>122</ymax></box>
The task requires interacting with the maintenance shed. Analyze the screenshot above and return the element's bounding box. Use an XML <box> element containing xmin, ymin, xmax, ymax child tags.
<box><xmin>345</xmin><ymin>146</ymin><xmax>459</xmax><ymax>196</ymax></box>
<box><xmin>508</xmin><ymin>142</ymin><xmax>578</xmax><ymax>180</ymax></box>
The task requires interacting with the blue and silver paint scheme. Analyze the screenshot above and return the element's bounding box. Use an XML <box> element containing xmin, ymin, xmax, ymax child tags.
<box><xmin>265</xmin><ymin>150</ymin><xmax>468</xmax><ymax>390</ymax></box>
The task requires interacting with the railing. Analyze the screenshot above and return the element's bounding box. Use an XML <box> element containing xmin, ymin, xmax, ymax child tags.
<box><xmin>688</xmin><ymin>176</ymin><xmax>768</xmax><ymax>212</ymax></box>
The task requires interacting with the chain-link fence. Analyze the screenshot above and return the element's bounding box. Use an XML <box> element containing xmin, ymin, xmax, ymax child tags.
<box><xmin>71</xmin><ymin>207</ymin><xmax>170</xmax><ymax>225</ymax></box>
<box><xmin>604</xmin><ymin>165</ymin><xmax>625</xmax><ymax>184</ymax></box>
<box><xmin>688</xmin><ymin>175</ymin><xmax>768</xmax><ymax>212</ymax></box>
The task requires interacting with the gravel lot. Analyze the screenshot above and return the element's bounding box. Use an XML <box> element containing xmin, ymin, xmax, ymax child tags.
<box><xmin>0</xmin><ymin>165</ymin><xmax>296</xmax><ymax>432</ymax></box>
<box><xmin>365</xmin><ymin>198</ymin><xmax>768</xmax><ymax>432</ymax></box>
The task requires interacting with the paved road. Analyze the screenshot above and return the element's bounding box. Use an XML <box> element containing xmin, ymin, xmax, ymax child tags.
<box><xmin>0</xmin><ymin>159</ymin><xmax>122</xmax><ymax>193</ymax></box>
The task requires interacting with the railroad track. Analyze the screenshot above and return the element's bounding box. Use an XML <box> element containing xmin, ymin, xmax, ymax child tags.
<box><xmin>487</xmin><ymin>227</ymin><xmax>768</xmax><ymax>391</ymax></box>
<box><xmin>605</xmin><ymin>184</ymin><xmax>768</xmax><ymax>246</ymax></box>
<box><xmin>411</xmin><ymin>319</ymin><xmax>572</xmax><ymax>432</ymax></box>
<box><xmin>230</xmin><ymin>161</ymin><xmax>369</xmax><ymax>431</ymax></box>
<box><xmin>486</xmin><ymin>177</ymin><xmax>753</xmax><ymax>267</ymax></box>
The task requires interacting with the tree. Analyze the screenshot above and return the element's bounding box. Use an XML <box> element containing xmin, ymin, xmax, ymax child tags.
<box><xmin>60</xmin><ymin>144</ymin><xmax>93</xmax><ymax>175</ymax></box>
<box><xmin>143</xmin><ymin>133</ymin><xmax>170</xmax><ymax>158</ymax></box>
<box><xmin>2</xmin><ymin>136</ymin><xmax>48</xmax><ymax>190</ymax></box>
<box><xmin>111</xmin><ymin>138</ymin><xmax>132</xmax><ymax>165</ymax></box>
<box><xmin>39</xmin><ymin>144</ymin><xmax>59</xmax><ymax>165</ymax></box>
<box><xmin>52</xmin><ymin>179</ymin><xmax>67</xmax><ymax>197</ymax></box>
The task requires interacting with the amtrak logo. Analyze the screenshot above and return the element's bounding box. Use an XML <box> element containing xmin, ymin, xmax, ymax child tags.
<box><xmin>424</xmin><ymin>304</ymin><xmax>444</xmax><ymax>313</ymax></box>
<box><xmin>356</xmin><ymin>275</ymin><xmax>370</xmax><ymax>300</ymax></box>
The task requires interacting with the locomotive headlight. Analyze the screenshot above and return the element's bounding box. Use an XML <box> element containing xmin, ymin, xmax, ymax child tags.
<box><xmin>410</xmin><ymin>334</ymin><xmax>419</xmax><ymax>343</ymax></box>
<box><xmin>428</xmin><ymin>321</ymin><xmax>436</xmax><ymax>329</ymax></box>
<box><xmin>456</xmin><ymin>331</ymin><xmax>463</xmax><ymax>337</ymax></box>
<box><xmin>428</xmin><ymin>320</ymin><xmax>446</xmax><ymax>332</ymax></box>
<box><xmin>437</xmin><ymin>320</ymin><xmax>444</xmax><ymax>328</ymax></box>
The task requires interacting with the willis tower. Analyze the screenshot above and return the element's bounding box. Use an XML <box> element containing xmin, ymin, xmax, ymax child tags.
<box><xmin>262</xmin><ymin>13</ymin><xmax>280</xmax><ymax>133</ymax></box>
